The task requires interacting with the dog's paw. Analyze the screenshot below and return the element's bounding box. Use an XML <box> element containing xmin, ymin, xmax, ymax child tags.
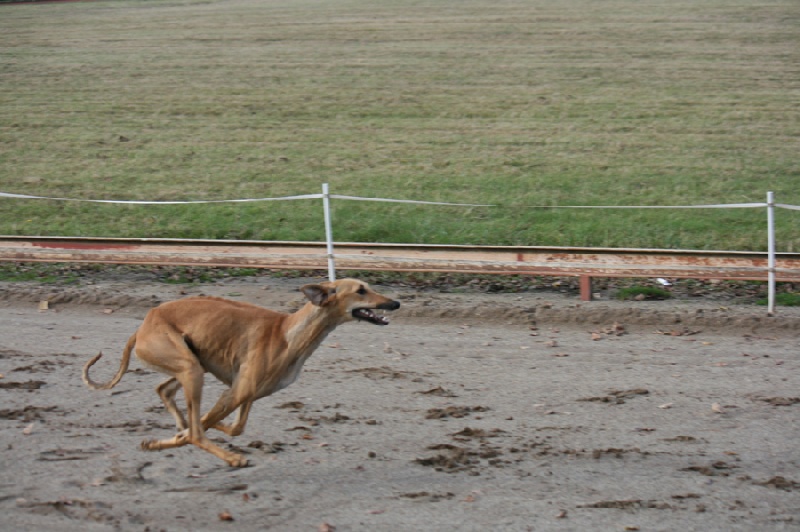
<box><xmin>140</xmin><ymin>439</ymin><xmax>159</xmax><ymax>451</ymax></box>
<box><xmin>227</xmin><ymin>455</ymin><xmax>249</xmax><ymax>468</ymax></box>
<box><xmin>211</xmin><ymin>421</ymin><xmax>233</xmax><ymax>435</ymax></box>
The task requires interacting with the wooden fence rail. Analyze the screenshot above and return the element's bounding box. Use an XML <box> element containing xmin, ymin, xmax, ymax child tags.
<box><xmin>2</xmin><ymin>236</ymin><xmax>798</xmax><ymax>303</ymax></box>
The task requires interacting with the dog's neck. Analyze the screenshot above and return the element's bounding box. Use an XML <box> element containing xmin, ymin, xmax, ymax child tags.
<box><xmin>284</xmin><ymin>302</ymin><xmax>345</xmax><ymax>356</ymax></box>
<box><xmin>258</xmin><ymin>302</ymin><xmax>345</xmax><ymax>395</ymax></box>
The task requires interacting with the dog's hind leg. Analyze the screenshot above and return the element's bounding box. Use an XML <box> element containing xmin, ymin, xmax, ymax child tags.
<box><xmin>156</xmin><ymin>377</ymin><xmax>187</xmax><ymax>431</ymax></box>
<box><xmin>143</xmin><ymin>364</ymin><xmax>248</xmax><ymax>466</ymax></box>
<box><xmin>137</xmin><ymin>330</ymin><xmax>248</xmax><ymax>467</ymax></box>
<box><xmin>140</xmin><ymin>429</ymin><xmax>190</xmax><ymax>451</ymax></box>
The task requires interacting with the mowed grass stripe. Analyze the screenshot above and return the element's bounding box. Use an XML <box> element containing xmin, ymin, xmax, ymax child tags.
<box><xmin>1</xmin><ymin>0</ymin><xmax>798</xmax><ymax>250</ymax></box>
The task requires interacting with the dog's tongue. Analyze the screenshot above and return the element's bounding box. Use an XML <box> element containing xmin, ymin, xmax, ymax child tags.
<box><xmin>353</xmin><ymin>309</ymin><xmax>390</xmax><ymax>325</ymax></box>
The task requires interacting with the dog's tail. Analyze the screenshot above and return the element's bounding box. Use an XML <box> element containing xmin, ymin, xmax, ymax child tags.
<box><xmin>82</xmin><ymin>333</ymin><xmax>137</xmax><ymax>390</ymax></box>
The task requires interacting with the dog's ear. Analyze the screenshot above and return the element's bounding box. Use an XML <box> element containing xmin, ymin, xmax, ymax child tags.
<box><xmin>301</xmin><ymin>284</ymin><xmax>336</xmax><ymax>306</ymax></box>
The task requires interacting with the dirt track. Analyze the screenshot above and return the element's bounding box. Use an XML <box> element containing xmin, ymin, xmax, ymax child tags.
<box><xmin>1</xmin><ymin>275</ymin><xmax>798</xmax><ymax>531</ymax></box>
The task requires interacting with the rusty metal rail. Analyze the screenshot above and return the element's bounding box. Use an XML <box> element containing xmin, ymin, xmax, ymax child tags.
<box><xmin>1</xmin><ymin>236</ymin><xmax>799</xmax><ymax>300</ymax></box>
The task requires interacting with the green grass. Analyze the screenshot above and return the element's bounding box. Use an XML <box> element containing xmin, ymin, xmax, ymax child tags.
<box><xmin>758</xmin><ymin>293</ymin><xmax>800</xmax><ymax>307</ymax></box>
<box><xmin>616</xmin><ymin>286</ymin><xmax>672</xmax><ymax>301</ymax></box>
<box><xmin>1</xmin><ymin>0</ymin><xmax>799</xmax><ymax>250</ymax></box>
<box><xmin>0</xmin><ymin>263</ymin><xmax>80</xmax><ymax>283</ymax></box>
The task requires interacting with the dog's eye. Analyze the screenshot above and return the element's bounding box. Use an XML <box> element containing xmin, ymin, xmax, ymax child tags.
<box><xmin>357</xmin><ymin>286</ymin><xmax>367</xmax><ymax>295</ymax></box>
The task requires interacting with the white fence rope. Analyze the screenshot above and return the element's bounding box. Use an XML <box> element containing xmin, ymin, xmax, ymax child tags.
<box><xmin>517</xmin><ymin>203</ymin><xmax>769</xmax><ymax>209</ymax></box>
<box><xmin>2</xmin><ymin>190</ymin><xmax>793</xmax><ymax>210</ymax></box>
<box><xmin>0</xmin><ymin>191</ymin><xmax>322</xmax><ymax>205</ymax></box>
<box><xmin>2</xmin><ymin>187</ymin><xmax>797</xmax><ymax>315</ymax></box>
<box><xmin>329</xmin><ymin>194</ymin><xmax>495</xmax><ymax>207</ymax></box>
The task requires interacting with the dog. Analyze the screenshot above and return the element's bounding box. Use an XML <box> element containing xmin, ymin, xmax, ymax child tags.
<box><xmin>83</xmin><ymin>278</ymin><xmax>400</xmax><ymax>467</ymax></box>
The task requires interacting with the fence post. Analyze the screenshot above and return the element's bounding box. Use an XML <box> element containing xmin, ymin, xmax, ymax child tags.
<box><xmin>579</xmin><ymin>275</ymin><xmax>593</xmax><ymax>301</ymax></box>
<box><xmin>767</xmin><ymin>191</ymin><xmax>776</xmax><ymax>316</ymax></box>
<box><xmin>322</xmin><ymin>183</ymin><xmax>336</xmax><ymax>281</ymax></box>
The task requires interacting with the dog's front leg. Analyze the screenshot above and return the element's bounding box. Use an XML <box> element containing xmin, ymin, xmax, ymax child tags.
<box><xmin>141</xmin><ymin>355</ymin><xmax>248</xmax><ymax>467</ymax></box>
<box><xmin>205</xmin><ymin>399</ymin><xmax>253</xmax><ymax>437</ymax></box>
<box><xmin>200</xmin><ymin>387</ymin><xmax>251</xmax><ymax>436</ymax></box>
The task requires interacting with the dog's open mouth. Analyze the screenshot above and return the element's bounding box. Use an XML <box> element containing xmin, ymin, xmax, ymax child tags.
<box><xmin>352</xmin><ymin>308</ymin><xmax>390</xmax><ymax>325</ymax></box>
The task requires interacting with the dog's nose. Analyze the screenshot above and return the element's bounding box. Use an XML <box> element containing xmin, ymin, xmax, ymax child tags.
<box><xmin>379</xmin><ymin>300</ymin><xmax>401</xmax><ymax>311</ymax></box>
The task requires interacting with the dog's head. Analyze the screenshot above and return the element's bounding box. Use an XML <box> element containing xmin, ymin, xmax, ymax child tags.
<box><xmin>301</xmin><ymin>278</ymin><xmax>400</xmax><ymax>325</ymax></box>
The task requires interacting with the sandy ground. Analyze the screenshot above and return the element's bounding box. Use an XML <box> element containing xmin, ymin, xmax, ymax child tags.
<box><xmin>0</xmin><ymin>275</ymin><xmax>799</xmax><ymax>531</ymax></box>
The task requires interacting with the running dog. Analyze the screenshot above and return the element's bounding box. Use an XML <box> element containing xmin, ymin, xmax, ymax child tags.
<box><xmin>83</xmin><ymin>278</ymin><xmax>400</xmax><ymax>467</ymax></box>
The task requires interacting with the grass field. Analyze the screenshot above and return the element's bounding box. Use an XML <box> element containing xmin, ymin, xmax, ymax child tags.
<box><xmin>1</xmin><ymin>0</ymin><xmax>799</xmax><ymax>250</ymax></box>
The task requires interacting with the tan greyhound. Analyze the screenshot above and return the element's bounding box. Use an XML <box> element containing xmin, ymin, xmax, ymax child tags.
<box><xmin>83</xmin><ymin>279</ymin><xmax>400</xmax><ymax>467</ymax></box>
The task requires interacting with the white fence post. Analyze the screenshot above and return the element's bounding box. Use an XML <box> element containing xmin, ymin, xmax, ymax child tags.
<box><xmin>322</xmin><ymin>183</ymin><xmax>336</xmax><ymax>281</ymax></box>
<box><xmin>767</xmin><ymin>191</ymin><xmax>776</xmax><ymax>316</ymax></box>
